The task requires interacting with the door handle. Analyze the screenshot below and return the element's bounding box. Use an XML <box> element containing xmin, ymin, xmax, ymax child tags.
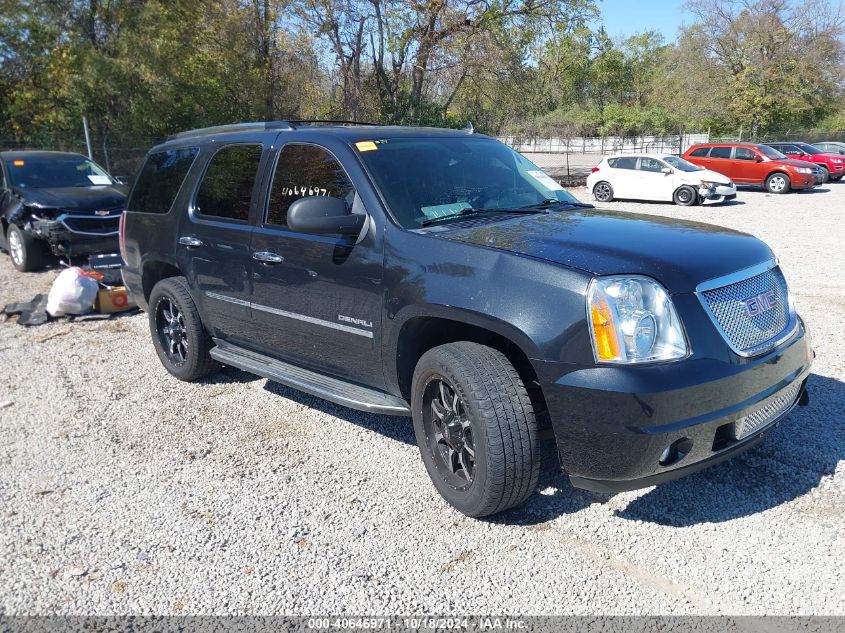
<box><xmin>253</xmin><ymin>251</ymin><xmax>284</xmax><ymax>264</ymax></box>
<box><xmin>178</xmin><ymin>236</ymin><xmax>203</xmax><ymax>248</ymax></box>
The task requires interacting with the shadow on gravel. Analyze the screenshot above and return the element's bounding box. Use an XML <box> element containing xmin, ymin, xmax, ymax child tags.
<box><xmin>200</xmin><ymin>366</ymin><xmax>263</xmax><ymax>385</ymax></box>
<box><xmin>261</xmin><ymin>380</ymin><xmax>415</xmax><ymax>445</ymax></box>
<box><xmin>614</xmin><ymin>373</ymin><xmax>845</xmax><ymax>527</ymax></box>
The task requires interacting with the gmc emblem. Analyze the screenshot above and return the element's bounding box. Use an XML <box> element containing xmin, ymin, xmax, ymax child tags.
<box><xmin>743</xmin><ymin>290</ymin><xmax>779</xmax><ymax>317</ymax></box>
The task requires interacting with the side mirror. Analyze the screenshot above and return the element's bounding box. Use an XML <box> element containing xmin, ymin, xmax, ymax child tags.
<box><xmin>661</xmin><ymin>167</ymin><xmax>672</xmax><ymax>174</ymax></box>
<box><xmin>287</xmin><ymin>196</ymin><xmax>366</xmax><ymax>236</ymax></box>
<box><xmin>755</xmin><ymin>156</ymin><xmax>763</xmax><ymax>162</ymax></box>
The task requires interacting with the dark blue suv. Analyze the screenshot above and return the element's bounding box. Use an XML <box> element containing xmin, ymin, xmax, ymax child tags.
<box><xmin>121</xmin><ymin>121</ymin><xmax>813</xmax><ymax>517</ymax></box>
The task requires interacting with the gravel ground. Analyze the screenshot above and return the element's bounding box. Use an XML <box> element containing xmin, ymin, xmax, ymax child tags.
<box><xmin>1</xmin><ymin>182</ymin><xmax>843</xmax><ymax>616</ymax></box>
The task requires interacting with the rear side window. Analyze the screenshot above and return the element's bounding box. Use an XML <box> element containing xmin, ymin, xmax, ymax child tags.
<box><xmin>195</xmin><ymin>144</ymin><xmax>263</xmax><ymax>222</ymax></box>
<box><xmin>129</xmin><ymin>147</ymin><xmax>198</xmax><ymax>214</ymax></box>
<box><xmin>735</xmin><ymin>147</ymin><xmax>756</xmax><ymax>161</ymax></box>
<box><xmin>608</xmin><ymin>156</ymin><xmax>637</xmax><ymax>170</ymax></box>
<box><xmin>689</xmin><ymin>147</ymin><xmax>710</xmax><ymax>157</ymax></box>
<box><xmin>265</xmin><ymin>144</ymin><xmax>355</xmax><ymax>228</ymax></box>
<box><xmin>709</xmin><ymin>146</ymin><xmax>732</xmax><ymax>159</ymax></box>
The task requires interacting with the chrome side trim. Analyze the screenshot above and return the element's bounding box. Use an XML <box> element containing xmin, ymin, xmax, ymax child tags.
<box><xmin>694</xmin><ymin>259</ymin><xmax>799</xmax><ymax>358</ymax></box>
<box><xmin>205</xmin><ymin>291</ymin><xmax>374</xmax><ymax>338</ymax></box>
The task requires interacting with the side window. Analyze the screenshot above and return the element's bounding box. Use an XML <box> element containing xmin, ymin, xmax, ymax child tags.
<box><xmin>781</xmin><ymin>144</ymin><xmax>802</xmax><ymax>156</ymax></box>
<box><xmin>610</xmin><ymin>156</ymin><xmax>638</xmax><ymax>170</ymax></box>
<box><xmin>195</xmin><ymin>144</ymin><xmax>262</xmax><ymax>222</ymax></box>
<box><xmin>735</xmin><ymin>147</ymin><xmax>757</xmax><ymax>161</ymax></box>
<box><xmin>265</xmin><ymin>144</ymin><xmax>355</xmax><ymax>228</ymax></box>
<box><xmin>689</xmin><ymin>147</ymin><xmax>710</xmax><ymax>157</ymax></box>
<box><xmin>638</xmin><ymin>157</ymin><xmax>665</xmax><ymax>172</ymax></box>
<box><xmin>128</xmin><ymin>147</ymin><xmax>199</xmax><ymax>214</ymax></box>
<box><xmin>709</xmin><ymin>146</ymin><xmax>732</xmax><ymax>159</ymax></box>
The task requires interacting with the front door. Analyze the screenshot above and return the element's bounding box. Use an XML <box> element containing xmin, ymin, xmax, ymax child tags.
<box><xmin>634</xmin><ymin>156</ymin><xmax>674</xmax><ymax>201</ymax></box>
<box><xmin>179</xmin><ymin>143</ymin><xmax>264</xmax><ymax>342</ymax></box>
<box><xmin>732</xmin><ymin>146</ymin><xmax>761</xmax><ymax>183</ymax></box>
<box><xmin>247</xmin><ymin>142</ymin><xmax>385</xmax><ymax>388</ymax></box>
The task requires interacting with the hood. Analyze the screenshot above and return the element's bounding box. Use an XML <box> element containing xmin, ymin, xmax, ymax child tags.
<box><xmin>13</xmin><ymin>185</ymin><xmax>127</xmax><ymax>212</ymax></box>
<box><xmin>817</xmin><ymin>152</ymin><xmax>845</xmax><ymax>161</ymax></box>
<box><xmin>438</xmin><ymin>209</ymin><xmax>774</xmax><ymax>293</ymax></box>
<box><xmin>684</xmin><ymin>168</ymin><xmax>731</xmax><ymax>184</ymax></box>
<box><xmin>766</xmin><ymin>157</ymin><xmax>813</xmax><ymax>169</ymax></box>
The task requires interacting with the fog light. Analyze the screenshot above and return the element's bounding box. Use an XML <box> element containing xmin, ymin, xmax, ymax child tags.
<box><xmin>659</xmin><ymin>438</ymin><xmax>693</xmax><ymax>467</ymax></box>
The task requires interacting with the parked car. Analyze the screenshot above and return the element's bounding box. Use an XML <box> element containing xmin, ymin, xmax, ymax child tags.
<box><xmin>814</xmin><ymin>141</ymin><xmax>845</xmax><ymax>156</ymax></box>
<box><xmin>122</xmin><ymin>122</ymin><xmax>812</xmax><ymax>517</ymax></box>
<box><xmin>682</xmin><ymin>143</ymin><xmax>823</xmax><ymax>193</ymax></box>
<box><xmin>586</xmin><ymin>153</ymin><xmax>736</xmax><ymax>206</ymax></box>
<box><xmin>0</xmin><ymin>151</ymin><xmax>126</xmax><ymax>272</ymax></box>
<box><xmin>765</xmin><ymin>142</ymin><xmax>845</xmax><ymax>182</ymax></box>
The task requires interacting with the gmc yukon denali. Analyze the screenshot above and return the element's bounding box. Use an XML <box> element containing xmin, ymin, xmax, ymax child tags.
<box><xmin>121</xmin><ymin>122</ymin><xmax>813</xmax><ymax>517</ymax></box>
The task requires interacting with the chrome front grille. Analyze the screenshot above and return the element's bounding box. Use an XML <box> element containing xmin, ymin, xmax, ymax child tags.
<box><xmin>733</xmin><ymin>380</ymin><xmax>802</xmax><ymax>440</ymax></box>
<box><xmin>699</xmin><ymin>263</ymin><xmax>796</xmax><ymax>356</ymax></box>
<box><xmin>60</xmin><ymin>213</ymin><xmax>121</xmax><ymax>235</ymax></box>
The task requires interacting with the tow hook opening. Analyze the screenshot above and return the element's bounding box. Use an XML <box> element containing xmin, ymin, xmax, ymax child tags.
<box><xmin>659</xmin><ymin>438</ymin><xmax>693</xmax><ymax>467</ymax></box>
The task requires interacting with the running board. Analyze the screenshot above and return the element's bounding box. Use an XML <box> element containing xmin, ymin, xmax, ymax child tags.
<box><xmin>209</xmin><ymin>339</ymin><xmax>411</xmax><ymax>416</ymax></box>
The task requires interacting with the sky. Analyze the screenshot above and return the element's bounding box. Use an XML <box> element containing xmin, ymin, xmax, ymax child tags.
<box><xmin>596</xmin><ymin>0</ymin><xmax>692</xmax><ymax>41</ymax></box>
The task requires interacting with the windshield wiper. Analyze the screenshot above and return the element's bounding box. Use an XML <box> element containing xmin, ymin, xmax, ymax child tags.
<box><xmin>520</xmin><ymin>198</ymin><xmax>594</xmax><ymax>210</ymax></box>
<box><xmin>420</xmin><ymin>207</ymin><xmax>546</xmax><ymax>227</ymax></box>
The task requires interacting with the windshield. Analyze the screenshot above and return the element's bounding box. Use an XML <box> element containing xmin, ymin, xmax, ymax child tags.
<box><xmin>6</xmin><ymin>155</ymin><xmax>114</xmax><ymax>188</ymax></box>
<box><xmin>796</xmin><ymin>142</ymin><xmax>823</xmax><ymax>154</ymax></box>
<box><xmin>757</xmin><ymin>145</ymin><xmax>786</xmax><ymax>159</ymax></box>
<box><xmin>663</xmin><ymin>156</ymin><xmax>701</xmax><ymax>172</ymax></box>
<box><xmin>355</xmin><ymin>137</ymin><xmax>581</xmax><ymax>228</ymax></box>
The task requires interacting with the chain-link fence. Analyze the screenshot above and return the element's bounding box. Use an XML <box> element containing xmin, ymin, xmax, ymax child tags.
<box><xmin>711</xmin><ymin>130</ymin><xmax>845</xmax><ymax>144</ymax></box>
<box><xmin>0</xmin><ymin>136</ymin><xmax>161</xmax><ymax>181</ymax></box>
<box><xmin>499</xmin><ymin>133</ymin><xmax>710</xmax><ymax>185</ymax></box>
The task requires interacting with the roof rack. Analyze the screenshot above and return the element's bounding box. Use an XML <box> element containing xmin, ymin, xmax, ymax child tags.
<box><xmin>166</xmin><ymin>121</ymin><xmax>295</xmax><ymax>141</ymax></box>
<box><xmin>286</xmin><ymin>120</ymin><xmax>380</xmax><ymax>128</ymax></box>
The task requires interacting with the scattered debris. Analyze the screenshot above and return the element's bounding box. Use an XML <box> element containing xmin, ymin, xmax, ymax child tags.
<box><xmin>0</xmin><ymin>401</ymin><xmax>12</xmax><ymax>410</ymax></box>
<box><xmin>66</xmin><ymin>565</ymin><xmax>88</xmax><ymax>578</ymax></box>
<box><xmin>34</xmin><ymin>326</ymin><xmax>72</xmax><ymax>343</ymax></box>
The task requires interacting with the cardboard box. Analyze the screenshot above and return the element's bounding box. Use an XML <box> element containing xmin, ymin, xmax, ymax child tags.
<box><xmin>95</xmin><ymin>286</ymin><xmax>136</xmax><ymax>314</ymax></box>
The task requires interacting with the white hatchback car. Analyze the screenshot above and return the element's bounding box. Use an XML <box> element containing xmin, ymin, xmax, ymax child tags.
<box><xmin>586</xmin><ymin>154</ymin><xmax>737</xmax><ymax>206</ymax></box>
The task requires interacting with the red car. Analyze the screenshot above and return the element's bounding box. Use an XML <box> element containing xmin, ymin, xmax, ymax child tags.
<box><xmin>766</xmin><ymin>142</ymin><xmax>845</xmax><ymax>182</ymax></box>
<box><xmin>682</xmin><ymin>143</ymin><xmax>822</xmax><ymax>194</ymax></box>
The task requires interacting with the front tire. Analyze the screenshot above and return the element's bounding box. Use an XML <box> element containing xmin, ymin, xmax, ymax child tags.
<box><xmin>6</xmin><ymin>224</ymin><xmax>45</xmax><ymax>272</ymax></box>
<box><xmin>673</xmin><ymin>185</ymin><xmax>698</xmax><ymax>206</ymax></box>
<box><xmin>148</xmin><ymin>277</ymin><xmax>219</xmax><ymax>381</ymax></box>
<box><xmin>411</xmin><ymin>342</ymin><xmax>539</xmax><ymax>517</ymax></box>
<box><xmin>817</xmin><ymin>166</ymin><xmax>830</xmax><ymax>183</ymax></box>
<box><xmin>765</xmin><ymin>172</ymin><xmax>791</xmax><ymax>194</ymax></box>
<box><xmin>593</xmin><ymin>181</ymin><xmax>614</xmax><ymax>202</ymax></box>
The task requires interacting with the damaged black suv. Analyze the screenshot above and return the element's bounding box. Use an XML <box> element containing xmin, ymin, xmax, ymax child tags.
<box><xmin>122</xmin><ymin>122</ymin><xmax>813</xmax><ymax>517</ymax></box>
<box><xmin>0</xmin><ymin>151</ymin><xmax>126</xmax><ymax>271</ymax></box>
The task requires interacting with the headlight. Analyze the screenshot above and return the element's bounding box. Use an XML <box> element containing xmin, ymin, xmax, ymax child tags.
<box><xmin>700</xmin><ymin>180</ymin><xmax>716</xmax><ymax>188</ymax></box>
<box><xmin>796</xmin><ymin>167</ymin><xmax>813</xmax><ymax>174</ymax></box>
<box><xmin>587</xmin><ymin>276</ymin><xmax>688</xmax><ymax>364</ymax></box>
<box><xmin>832</xmin><ymin>158</ymin><xmax>843</xmax><ymax>164</ymax></box>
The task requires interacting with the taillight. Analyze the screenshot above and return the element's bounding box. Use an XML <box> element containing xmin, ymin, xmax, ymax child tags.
<box><xmin>118</xmin><ymin>210</ymin><xmax>127</xmax><ymax>264</ymax></box>
<box><xmin>591</xmin><ymin>167</ymin><xmax>600</xmax><ymax>173</ymax></box>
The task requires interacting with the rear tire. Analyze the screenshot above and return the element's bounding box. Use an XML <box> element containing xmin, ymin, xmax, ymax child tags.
<box><xmin>673</xmin><ymin>185</ymin><xmax>698</xmax><ymax>206</ymax></box>
<box><xmin>411</xmin><ymin>342</ymin><xmax>539</xmax><ymax>517</ymax></box>
<box><xmin>765</xmin><ymin>172</ymin><xmax>791</xmax><ymax>194</ymax></box>
<box><xmin>148</xmin><ymin>276</ymin><xmax>219</xmax><ymax>381</ymax></box>
<box><xmin>6</xmin><ymin>224</ymin><xmax>45</xmax><ymax>272</ymax></box>
<box><xmin>593</xmin><ymin>181</ymin><xmax>614</xmax><ymax>202</ymax></box>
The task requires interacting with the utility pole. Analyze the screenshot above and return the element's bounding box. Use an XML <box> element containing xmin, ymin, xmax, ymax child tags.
<box><xmin>82</xmin><ymin>116</ymin><xmax>93</xmax><ymax>159</ymax></box>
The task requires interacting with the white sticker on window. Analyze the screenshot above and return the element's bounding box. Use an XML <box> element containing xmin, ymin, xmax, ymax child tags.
<box><xmin>526</xmin><ymin>170</ymin><xmax>564</xmax><ymax>191</ymax></box>
<box><xmin>88</xmin><ymin>175</ymin><xmax>111</xmax><ymax>185</ymax></box>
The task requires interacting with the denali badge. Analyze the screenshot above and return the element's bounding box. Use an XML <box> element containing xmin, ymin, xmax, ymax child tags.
<box><xmin>743</xmin><ymin>290</ymin><xmax>779</xmax><ymax>317</ymax></box>
<box><xmin>338</xmin><ymin>315</ymin><xmax>373</xmax><ymax>328</ymax></box>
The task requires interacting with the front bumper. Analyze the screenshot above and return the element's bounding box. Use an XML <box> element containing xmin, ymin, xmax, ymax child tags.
<box><xmin>700</xmin><ymin>183</ymin><xmax>737</xmax><ymax>199</ymax></box>
<box><xmin>537</xmin><ymin>321</ymin><xmax>813</xmax><ymax>492</ymax></box>
<box><xmin>31</xmin><ymin>214</ymin><xmax>120</xmax><ymax>257</ymax></box>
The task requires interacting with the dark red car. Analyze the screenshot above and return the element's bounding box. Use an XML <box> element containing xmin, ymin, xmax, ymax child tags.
<box><xmin>682</xmin><ymin>143</ymin><xmax>822</xmax><ymax>194</ymax></box>
<box><xmin>766</xmin><ymin>142</ymin><xmax>845</xmax><ymax>183</ymax></box>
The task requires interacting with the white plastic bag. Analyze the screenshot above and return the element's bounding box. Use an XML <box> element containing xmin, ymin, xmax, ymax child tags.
<box><xmin>46</xmin><ymin>267</ymin><xmax>99</xmax><ymax>317</ymax></box>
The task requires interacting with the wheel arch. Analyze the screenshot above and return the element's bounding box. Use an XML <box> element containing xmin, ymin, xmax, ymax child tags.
<box><xmin>390</xmin><ymin>310</ymin><xmax>547</xmax><ymax>424</ymax></box>
<box><xmin>141</xmin><ymin>259</ymin><xmax>183</xmax><ymax>303</ymax></box>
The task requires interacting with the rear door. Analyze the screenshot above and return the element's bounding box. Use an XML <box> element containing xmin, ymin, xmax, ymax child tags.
<box><xmin>706</xmin><ymin>146</ymin><xmax>735</xmax><ymax>179</ymax></box>
<box><xmin>246</xmin><ymin>142</ymin><xmax>385</xmax><ymax>387</ymax></box>
<box><xmin>607</xmin><ymin>156</ymin><xmax>639</xmax><ymax>198</ymax></box>
<box><xmin>178</xmin><ymin>142</ymin><xmax>266</xmax><ymax>342</ymax></box>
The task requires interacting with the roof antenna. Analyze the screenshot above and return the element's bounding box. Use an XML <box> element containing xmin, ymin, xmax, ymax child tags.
<box><xmin>463</xmin><ymin>121</ymin><xmax>474</xmax><ymax>134</ymax></box>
